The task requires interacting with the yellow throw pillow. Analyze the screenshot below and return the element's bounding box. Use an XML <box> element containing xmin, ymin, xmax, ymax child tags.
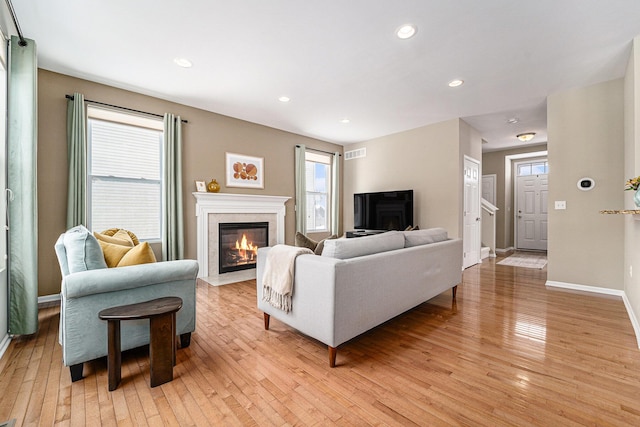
<box><xmin>94</xmin><ymin>229</ymin><xmax>134</xmax><ymax>247</ymax></box>
<box><xmin>97</xmin><ymin>240</ymin><xmax>133</xmax><ymax>267</ymax></box>
<box><xmin>117</xmin><ymin>242</ymin><xmax>157</xmax><ymax>267</ymax></box>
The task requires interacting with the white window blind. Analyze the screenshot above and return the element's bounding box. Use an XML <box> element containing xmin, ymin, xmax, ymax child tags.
<box><xmin>305</xmin><ymin>151</ymin><xmax>331</xmax><ymax>232</ymax></box>
<box><xmin>87</xmin><ymin>109</ymin><xmax>163</xmax><ymax>241</ymax></box>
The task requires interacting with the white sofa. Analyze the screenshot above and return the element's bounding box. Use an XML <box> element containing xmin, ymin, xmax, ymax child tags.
<box><xmin>256</xmin><ymin>228</ymin><xmax>463</xmax><ymax>367</ymax></box>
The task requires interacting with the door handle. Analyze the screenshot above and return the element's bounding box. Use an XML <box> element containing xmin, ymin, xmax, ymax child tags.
<box><xmin>476</xmin><ymin>217</ymin><xmax>481</xmax><ymax>221</ymax></box>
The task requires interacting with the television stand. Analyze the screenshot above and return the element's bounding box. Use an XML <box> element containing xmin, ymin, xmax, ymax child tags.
<box><xmin>345</xmin><ymin>230</ymin><xmax>387</xmax><ymax>238</ymax></box>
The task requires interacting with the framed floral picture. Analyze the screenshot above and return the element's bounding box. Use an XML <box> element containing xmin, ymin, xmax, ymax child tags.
<box><xmin>195</xmin><ymin>180</ymin><xmax>206</xmax><ymax>192</ymax></box>
<box><xmin>225</xmin><ymin>152</ymin><xmax>264</xmax><ymax>189</ymax></box>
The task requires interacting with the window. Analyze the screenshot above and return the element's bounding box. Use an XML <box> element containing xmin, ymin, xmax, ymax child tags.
<box><xmin>305</xmin><ymin>151</ymin><xmax>331</xmax><ymax>232</ymax></box>
<box><xmin>517</xmin><ymin>161</ymin><xmax>548</xmax><ymax>176</ymax></box>
<box><xmin>87</xmin><ymin>106</ymin><xmax>163</xmax><ymax>241</ymax></box>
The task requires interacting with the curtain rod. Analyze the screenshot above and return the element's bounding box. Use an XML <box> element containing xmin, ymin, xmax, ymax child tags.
<box><xmin>296</xmin><ymin>145</ymin><xmax>342</xmax><ymax>156</ymax></box>
<box><xmin>65</xmin><ymin>94</ymin><xmax>188</xmax><ymax>124</ymax></box>
<box><xmin>6</xmin><ymin>0</ymin><xmax>27</xmax><ymax>46</ymax></box>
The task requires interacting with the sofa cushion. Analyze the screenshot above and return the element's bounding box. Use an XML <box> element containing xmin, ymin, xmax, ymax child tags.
<box><xmin>295</xmin><ymin>232</ymin><xmax>318</xmax><ymax>251</ymax></box>
<box><xmin>117</xmin><ymin>242</ymin><xmax>157</xmax><ymax>267</ymax></box>
<box><xmin>97</xmin><ymin>239</ymin><xmax>133</xmax><ymax>267</ymax></box>
<box><xmin>314</xmin><ymin>235</ymin><xmax>337</xmax><ymax>255</ymax></box>
<box><xmin>321</xmin><ymin>231</ymin><xmax>405</xmax><ymax>259</ymax></box>
<box><xmin>99</xmin><ymin>227</ymin><xmax>140</xmax><ymax>245</ymax></box>
<box><xmin>63</xmin><ymin>225</ymin><xmax>108</xmax><ymax>274</ymax></box>
<box><xmin>403</xmin><ymin>227</ymin><xmax>448</xmax><ymax>248</ymax></box>
<box><xmin>94</xmin><ymin>229</ymin><xmax>135</xmax><ymax>247</ymax></box>
<box><xmin>295</xmin><ymin>232</ymin><xmax>337</xmax><ymax>255</ymax></box>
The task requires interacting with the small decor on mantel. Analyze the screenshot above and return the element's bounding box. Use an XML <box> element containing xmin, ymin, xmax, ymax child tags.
<box><xmin>207</xmin><ymin>179</ymin><xmax>220</xmax><ymax>193</ymax></box>
<box><xmin>625</xmin><ymin>175</ymin><xmax>640</xmax><ymax>207</ymax></box>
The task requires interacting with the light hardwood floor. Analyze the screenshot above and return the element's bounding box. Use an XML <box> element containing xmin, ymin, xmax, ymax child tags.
<box><xmin>1</xmin><ymin>257</ymin><xmax>640</xmax><ymax>426</ymax></box>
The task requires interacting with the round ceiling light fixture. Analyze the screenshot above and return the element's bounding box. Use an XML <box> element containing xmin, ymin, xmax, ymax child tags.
<box><xmin>448</xmin><ymin>79</ymin><xmax>464</xmax><ymax>88</ymax></box>
<box><xmin>517</xmin><ymin>132</ymin><xmax>536</xmax><ymax>142</ymax></box>
<box><xmin>173</xmin><ymin>57</ymin><xmax>193</xmax><ymax>68</ymax></box>
<box><xmin>396</xmin><ymin>24</ymin><xmax>417</xmax><ymax>39</ymax></box>
<box><xmin>278</xmin><ymin>96</ymin><xmax>291</xmax><ymax>103</ymax></box>
<box><xmin>340</xmin><ymin>118</ymin><xmax>350</xmax><ymax>124</ymax></box>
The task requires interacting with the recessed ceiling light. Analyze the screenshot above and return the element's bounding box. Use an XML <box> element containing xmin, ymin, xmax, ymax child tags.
<box><xmin>507</xmin><ymin>117</ymin><xmax>519</xmax><ymax>124</ymax></box>
<box><xmin>278</xmin><ymin>96</ymin><xmax>290</xmax><ymax>103</ymax></box>
<box><xmin>340</xmin><ymin>118</ymin><xmax>350</xmax><ymax>124</ymax></box>
<box><xmin>173</xmin><ymin>57</ymin><xmax>192</xmax><ymax>68</ymax></box>
<box><xmin>517</xmin><ymin>132</ymin><xmax>536</xmax><ymax>142</ymax></box>
<box><xmin>396</xmin><ymin>24</ymin><xmax>417</xmax><ymax>39</ymax></box>
<box><xmin>448</xmin><ymin>79</ymin><xmax>464</xmax><ymax>88</ymax></box>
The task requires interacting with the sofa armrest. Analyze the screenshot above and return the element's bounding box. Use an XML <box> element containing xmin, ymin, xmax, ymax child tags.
<box><xmin>62</xmin><ymin>259</ymin><xmax>199</xmax><ymax>299</ymax></box>
<box><xmin>257</xmin><ymin>247</ymin><xmax>343</xmax><ymax>346</ymax></box>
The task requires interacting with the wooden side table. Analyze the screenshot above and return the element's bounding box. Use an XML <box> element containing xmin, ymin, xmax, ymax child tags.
<box><xmin>98</xmin><ymin>296</ymin><xmax>183</xmax><ymax>391</ymax></box>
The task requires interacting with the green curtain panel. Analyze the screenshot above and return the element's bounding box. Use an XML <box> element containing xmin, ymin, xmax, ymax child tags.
<box><xmin>331</xmin><ymin>152</ymin><xmax>340</xmax><ymax>236</ymax></box>
<box><xmin>66</xmin><ymin>92</ymin><xmax>87</xmax><ymax>228</ymax></box>
<box><xmin>294</xmin><ymin>145</ymin><xmax>306</xmax><ymax>234</ymax></box>
<box><xmin>162</xmin><ymin>113</ymin><xmax>184</xmax><ymax>261</ymax></box>
<box><xmin>8</xmin><ymin>36</ymin><xmax>38</xmax><ymax>335</ymax></box>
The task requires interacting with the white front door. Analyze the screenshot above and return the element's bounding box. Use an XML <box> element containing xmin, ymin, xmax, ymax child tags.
<box><xmin>463</xmin><ymin>156</ymin><xmax>481</xmax><ymax>268</ymax></box>
<box><xmin>516</xmin><ymin>168</ymin><xmax>548</xmax><ymax>251</ymax></box>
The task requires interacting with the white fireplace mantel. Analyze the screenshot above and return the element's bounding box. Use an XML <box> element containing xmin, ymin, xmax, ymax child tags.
<box><xmin>193</xmin><ymin>192</ymin><xmax>290</xmax><ymax>278</ymax></box>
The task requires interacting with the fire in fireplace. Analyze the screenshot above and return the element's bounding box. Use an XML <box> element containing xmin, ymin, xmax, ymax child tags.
<box><xmin>218</xmin><ymin>222</ymin><xmax>269</xmax><ymax>274</ymax></box>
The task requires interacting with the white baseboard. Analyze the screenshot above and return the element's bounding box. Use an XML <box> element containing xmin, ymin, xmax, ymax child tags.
<box><xmin>546</xmin><ymin>280</ymin><xmax>639</xmax><ymax>349</ymax></box>
<box><xmin>0</xmin><ymin>333</ymin><xmax>10</xmax><ymax>361</ymax></box>
<box><xmin>545</xmin><ymin>280</ymin><xmax>624</xmax><ymax>296</ymax></box>
<box><xmin>622</xmin><ymin>293</ymin><xmax>640</xmax><ymax>350</ymax></box>
<box><xmin>38</xmin><ymin>293</ymin><xmax>61</xmax><ymax>305</ymax></box>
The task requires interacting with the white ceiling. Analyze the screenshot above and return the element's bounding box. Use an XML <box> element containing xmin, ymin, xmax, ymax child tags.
<box><xmin>11</xmin><ymin>1</ymin><xmax>640</xmax><ymax>151</ymax></box>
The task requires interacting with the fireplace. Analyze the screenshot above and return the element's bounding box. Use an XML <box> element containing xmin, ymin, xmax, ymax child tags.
<box><xmin>193</xmin><ymin>192</ymin><xmax>289</xmax><ymax>281</ymax></box>
<box><xmin>218</xmin><ymin>222</ymin><xmax>269</xmax><ymax>274</ymax></box>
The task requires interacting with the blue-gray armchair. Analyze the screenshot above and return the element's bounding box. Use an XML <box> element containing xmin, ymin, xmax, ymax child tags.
<box><xmin>54</xmin><ymin>226</ymin><xmax>198</xmax><ymax>382</ymax></box>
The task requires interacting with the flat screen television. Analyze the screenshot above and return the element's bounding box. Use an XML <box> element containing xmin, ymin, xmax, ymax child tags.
<box><xmin>353</xmin><ymin>190</ymin><xmax>413</xmax><ymax>231</ymax></box>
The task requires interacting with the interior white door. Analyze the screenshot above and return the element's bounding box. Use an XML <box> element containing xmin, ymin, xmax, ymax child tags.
<box><xmin>516</xmin><ymin>173</ymin><xmax>548</xmax><ymax>250</ymax></box>
<box><xmin>463</xmin><ymin>157</ymin><xmax>481</xmax><ymax>268</ymax></box>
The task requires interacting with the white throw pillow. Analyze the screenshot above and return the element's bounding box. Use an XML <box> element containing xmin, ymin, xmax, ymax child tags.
<box><xmin>63</xmin><ymin>225</ymin><xmax>108</xmax><ymax>274</ymax></box>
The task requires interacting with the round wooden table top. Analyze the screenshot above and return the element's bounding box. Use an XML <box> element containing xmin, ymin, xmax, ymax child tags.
<box><xmin>98</xmin><ymin>296</ymin><xmax>183</xmax><ymax>321</ymax></box>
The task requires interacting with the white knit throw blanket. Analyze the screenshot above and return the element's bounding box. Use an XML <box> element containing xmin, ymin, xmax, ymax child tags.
<box><xmin>262</xmin><ymin>245</ymin><xmax>313</xmax><ymax>313</ymax></box>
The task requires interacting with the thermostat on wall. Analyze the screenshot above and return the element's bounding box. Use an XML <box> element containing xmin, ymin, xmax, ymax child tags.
<box><xmin>577</xmin><ymin>177</ymin><xmax>595</xmax><ymax>191</ymax></box>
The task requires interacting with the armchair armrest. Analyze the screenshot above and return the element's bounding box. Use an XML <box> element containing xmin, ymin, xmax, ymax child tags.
<box><xmin>62</xmin><ymin>259</ymin><xmax>199</xmax><ymax>299</ymax></box>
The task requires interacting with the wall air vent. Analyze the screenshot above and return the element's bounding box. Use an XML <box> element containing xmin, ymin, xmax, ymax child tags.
<box><xmin>344</xmin><ymin>147</ymin><xmax>366</xmax><ymax>160</ymax></box>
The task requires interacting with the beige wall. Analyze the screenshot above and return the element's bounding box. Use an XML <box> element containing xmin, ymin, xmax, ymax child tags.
<box><xmin>459</xmin><ymin>119</ymin><xmax>483</xmax><ymax>162</ymax></box>
<box><xmin>343</xmin><ymin>118</ymin><xmax>482</xmax><ymax>239</ymax></box>
<box><xmin>547</xmin><ymin>78</ymin><xmax>625</xmax><ymax>289</ymax></box>
<box><xmin>482</xmin><ymin>144</ymin><xmax>547</xmax><ymax>249</ymax></box>
<box><xmin>38</xmin><ymin>69</ymin><xmax>342</xmax><ymax>296</ymax></box>
<box><xmin>624</xmin><ymin>37</ymin><xmax>640</xmax><ymax>338</ymax></box>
